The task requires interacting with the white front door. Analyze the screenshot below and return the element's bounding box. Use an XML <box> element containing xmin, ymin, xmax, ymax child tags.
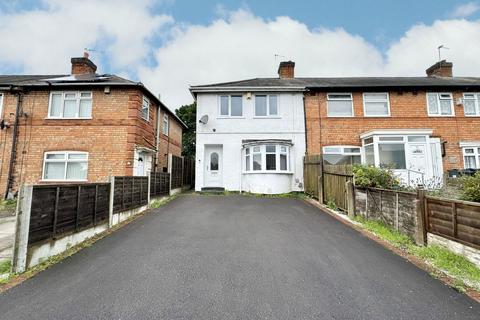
<box><xmin>407</xmin><ymin>144</ymin><xmax>427</xmax><ymax>185</ymax></box>
<box><xmin>204</xmin><ymin>146</ymin><xmax>223</xmax><ymax>187</ymax></box>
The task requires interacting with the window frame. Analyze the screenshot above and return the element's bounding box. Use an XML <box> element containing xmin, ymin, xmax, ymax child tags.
<box><xmin>426</xmin><ymin>92</ymin><xmax>454</xmax><ymax>117</ymax></box>
<box><xmin>42</xmin><ymin>151</ymin><xmax>89</xmax><ymax>181</ymax></box>
<box><xmin>362</xmin><ymin>92</ymin><xmax>390</xmax><ymax>117</ymax></box>
<box><xmin>254</xmin><ymin>94</ymin><xmax>280</xmax><ymax>118</ymax></box>
<box><xmin>142</xmin><ymin>96</ymin><xmax>150</xmax><ymax>121</ymax></box>
<box><xmin>326</xmin><ymin>93</ymin><xmax>354</xmax><ymax>117</ymax></box>
<box><xmin>47</xmin><ymin>91</ymin><xmax>93</xmax><ymax>119</ymax></box>
<box><xmin>218</xmin><ymin>94</ymin><xmax>243</xmax><ymax>118</ymax></box>
<box><xmin>323</xmin><ymin>145</ymin><xmax>362</xmax><ymax>165</ymax></box>
<box><xmin>162</xmin><ymin>114</ymin><xmax>169</xmax><ymax>136</ymax></box>
<box><xmin>462</xmin><ymin>147</ymin><xmax>480</xmax><ymax>169</ymax></box>
<box><xmin>244</xmin><ymin>144</ymin><xmax>291</xmax><ymax>173</ymax></box>
<box><xmin>463</xmin><ymin>93</ymin><xmax>480</xmax><ymax>117</ymax></box>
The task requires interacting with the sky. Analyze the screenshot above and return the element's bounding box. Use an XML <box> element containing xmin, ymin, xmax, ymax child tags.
<box><xmin>1</xmin><ymin>0</ymin><xmax>480</xmax><ymax>110</ymax></box>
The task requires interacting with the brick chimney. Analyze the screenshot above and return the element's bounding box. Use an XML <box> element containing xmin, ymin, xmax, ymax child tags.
<box><xmin>278</xmin><ymin>61</ymin><xmax>295</xmax><ymax>79</ymax></box>
<box><xmin>426</xmin><ymin>60</ymin><xmax>453</xmax><ymax>77</ymax></box>
<box><xmin>71</xmin><ymin>51</ymin><xmax>97</xmax><ymax>75</ymax></box>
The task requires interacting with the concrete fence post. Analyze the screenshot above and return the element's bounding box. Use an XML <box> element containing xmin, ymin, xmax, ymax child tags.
<box><xmin>168</xmin><ymin>153</ymin><xmax>173</xmax><ymax>195</ymax></box>
<box><xmin>415</xmin><ymin>188</ymin><xmax>427</xmax><ymax>246</ymax></box>
<box><xmin>12</xmin><ymin>185</ymin><xmax>33</xmax><ymax>273</ymax></box>
<box><xmin>318</xmin><ymin>175</ymin><xmax>324</xmax><ymax>204</ymax></box>
<box><xmin>147</xmin><ymin>174</ymin><xmax>151</xmax><ymax>205</ymax></box>
<box><xmin>346</xmin><ymin>181</ymin><xmax>355</xmax><ymax>218</ymax></box>
<box><xmin>108</xmin><ymin>176</ymin><xmax>115</xmax><ymax>228</ymax></box>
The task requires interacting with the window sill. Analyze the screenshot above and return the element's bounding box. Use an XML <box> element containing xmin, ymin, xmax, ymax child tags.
<box><xmin>427</xmin><ymin>115</ymin><xmax>455</xmax><ymax>117</ymax></box>
<box><xmin>464</xmin><ymin>115</ymin><xmax>480</xmax><ymax>117</ymax></box>
<box><xmin>45</xmin><ymin>117</ymin><xmax>93</xmax><ymax>120</ymax></box>
<box><xmin>253</xmin><ymin>116</ymin><xmax>282</xmax><ymax>119</ymax></box>
<box><xmin>326</xmin><ymin>115</ymin><xmax>355</xmax><ymax>118</ymax></box>
<box><xmin>40</xmin><ymin>179</ymin><xmax>88</xmax><ymax>182</ymax></box>
<box><xmin>217</xmin><ymin>116</ymin><xmax>245</xmax><ymax>119</ymax></box>
<box><xmin>363</xmin><ymin>115</ymin><xmax>391</xmax><ymax>118</ymax></box>
<box><xmin>242</xmin><ymin>171</ymin><xmax>293</xmax><ymax>175</ymax></box>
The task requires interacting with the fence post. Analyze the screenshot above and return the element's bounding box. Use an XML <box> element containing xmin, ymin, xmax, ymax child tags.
<box><xmin>346</xmin><ymin>181</ymin><xmax>355</xmax><ymax>218</ymax></box>
<box><xmin>108</xmin><ymin>176</ymin><xmax>115</xmax><ymax>228</ymax></box>
<box><xmin>415</xmin><ymin>188</ymin><xmax>427</xmax><ymax>246</ymax></box>
<box><xmin>147</xmin><ymin>174</ymin><xmax>151</xmax><ymax>205</ymax></box>
<box><xmin>12</xmin><ymin>185</ymin><xmax>33</xmax><ymax>273</ymax></box>
<box><xmin>168</xmin><ymin>153</ymin><xmax>173</xmax><ymax>195</ymax></box>
<box><xmin>318</xmin><ymin>175</ymin><xmax>324</xmax><ymax>204</ymax></box>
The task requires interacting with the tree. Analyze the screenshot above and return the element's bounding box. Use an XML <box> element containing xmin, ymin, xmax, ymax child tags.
<box><xmin>175</xmin><ymin>102</ymin><xmax>196</xmax><ymax>158</ymax></box>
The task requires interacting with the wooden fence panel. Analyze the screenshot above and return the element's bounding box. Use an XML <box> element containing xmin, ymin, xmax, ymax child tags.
<box><xmin>28</xmin><ymin>183</ymin><xmax>110</xmax><ymax>245</ymax></box>
<box><xmin>426</xmin><ymin>196</ymin><xmax>480</xmax><ymax>249</ymax></box>
<box><xmin>150</xmin><ymin>172</ymin><xmax>170</xmax><ymax>197</ymax></box>
<box><xmin>323</xmin><ymin>164</ymin><xmax>353</xmax><ymax>211</ymax></box>
<box><xmin>171</xmin><ymin>155</ymin><xmax>183</xmax><ymax>190</ymax></box>
<box><xmin>183</xmin><ymin>157</ymin><xmax>195</xmax><ymax>188</ymax></box>
<box><xmin>303</xmin><ymin>155</ymin><xmax>322</xmax><ymax>198</ymax></box>
<box><xmin>113</xmin><ymin>176</ymin><xmax>149</xmax><ymax>214</ymax></box>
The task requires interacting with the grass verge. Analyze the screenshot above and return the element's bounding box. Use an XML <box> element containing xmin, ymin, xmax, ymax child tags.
<box><xmin>0</xmin><ymin>260</ymin><xmax>11</xmax><ymax>274</ymax></box>
<box><xmin>353</xmin><ymin>216</ymin><xmax>480</xmax><ymax>292</ymax></box>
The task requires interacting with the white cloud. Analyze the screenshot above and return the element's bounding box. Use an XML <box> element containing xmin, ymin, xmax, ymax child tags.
<box><xmin>0</xmin><ymin>0</ymin><xmax>172</xmax><ymax>73</ymax></box>
<box><xmin>451</xmin><ymin>2</ymin><xmax>480</xmax><ymax>18</ymax></box>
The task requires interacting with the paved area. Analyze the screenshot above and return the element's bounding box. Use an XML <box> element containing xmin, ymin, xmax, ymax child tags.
<box><xmin>0</xmin><ymin>195</ymin><xmax>478</xmax><ymax>319</ymax></box>
<box><xmin>0</xmin><ymin>215</ymin><xmax>15</xmax><ymax>263</ymax></box>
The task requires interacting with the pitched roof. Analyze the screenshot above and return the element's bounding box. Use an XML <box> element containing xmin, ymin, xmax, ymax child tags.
<box><xmin>190</xmin><ymin>76</ymin><xmax>480</xmax><ymax>92</ymax></box>
<box><xmin>0</xmin><ymin>74</ymin><xmax>187</xmax><ymax>128</ymax></box>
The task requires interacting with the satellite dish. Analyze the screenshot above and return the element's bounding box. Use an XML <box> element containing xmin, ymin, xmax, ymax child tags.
<box><xmin>199</xmin><ymin>115</ymin><xmax>208</xmax><ymax>124</ymax></box>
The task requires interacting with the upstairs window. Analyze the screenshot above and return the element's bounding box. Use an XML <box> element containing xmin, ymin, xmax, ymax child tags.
<box><xmin>220</xmin><ymin>95</ymin><xmax>243</xmax><ymax>117</ymax></box>
<box><xmin>162</xmin><ymin>114</ymin><xmax>169</xmax><ymax>135</ymax></box>
<box><xmin>43</xmin><ymin>151</ymin><xmax>88</xmax><ymax>181</ymax></box>
<box><xmin>48</xmin><ymin>91</ymin><xmax>92</xmax><ymax>119</ymax></box>
<box><xmin>363</xmin><ymin>93</ymin><xmax>390</xmax><ymax>117</ymax></box>
<box><xmin>427</xmin><ymin>93</ymin><xmax>453</xmax><ymax>116</ymax></box>
<box><xmin>142</xmin><ymin>96</ymin><xmax>150</xmax><ymax>121</ymax></box>
<box><xmin>255</xmin><ymin>95</ymin><xmax>278</xmax><ymax>117</ymax></box>
<box><xmin>463</xmin><ymin>93</ymin><xmax>480</xmax><ymax>116</ymax></box>
<box><xmin>327</xmin><ymin>93</ymin><xmax>353</xmax><ymax>117</ymax></box>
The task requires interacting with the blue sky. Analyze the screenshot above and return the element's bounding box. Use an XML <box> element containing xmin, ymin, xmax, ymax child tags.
<box><xmin>1</xmin><ymin>0</ymin><xmax>480</xmax><ymax>107</ymax></box>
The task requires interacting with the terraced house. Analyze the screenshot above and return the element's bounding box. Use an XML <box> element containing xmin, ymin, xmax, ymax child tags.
<box><xmin>0</xmin><ymin>53</ymin><xmax>186</xmax><ymax>198</ymax></box>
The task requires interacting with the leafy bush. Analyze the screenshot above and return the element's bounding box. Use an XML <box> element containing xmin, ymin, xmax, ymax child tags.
<box><xmin>353</xmin><ymin>164</ymin><xmax>400</xmax><ymax>189</ymax></box>
<box><xmin>460</xmin><ymin>172</ymin><xmax>480</xmax><ymax>202</ymax></box>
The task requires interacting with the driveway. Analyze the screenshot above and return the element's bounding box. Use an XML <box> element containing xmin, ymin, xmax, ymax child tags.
<box><xmin>0</xmin><ymin>195</ymin><xmax>478</xmax><ymax>319</ymax></box>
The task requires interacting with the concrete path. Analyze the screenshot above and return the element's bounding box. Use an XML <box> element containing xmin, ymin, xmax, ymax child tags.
<box><xmin>0</xmin><ymin>215</ymin><xmax>15</xmax><ymax>263</ymax></box>
<box><xmin>0</xmin><ymin>195</ymin><xmax>478</xmax><ymax>319</ymax></box>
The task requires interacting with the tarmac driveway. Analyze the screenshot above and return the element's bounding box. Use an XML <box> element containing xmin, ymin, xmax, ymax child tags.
<box><xmin>0</xmin><ymin>195</ymin><xmax>478</xmax><ymax>319</ymax></box>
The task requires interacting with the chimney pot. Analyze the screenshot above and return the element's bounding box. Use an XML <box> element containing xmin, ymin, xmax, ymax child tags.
<box><xmin>278</xmin><ymin>61</ymin><xmax>295</xmax><ymax>79</ymax></box>
<box><xmin>426</xmin><ymin>60</ymin><xmax>453</xmax><ymax>77</ymax></box>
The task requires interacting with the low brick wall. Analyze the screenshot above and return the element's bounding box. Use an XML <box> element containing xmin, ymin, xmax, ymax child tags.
<box><xmin>355</xmin><ymin>187</ymin><xmax>419</xmax><ymax>239</ymax></box>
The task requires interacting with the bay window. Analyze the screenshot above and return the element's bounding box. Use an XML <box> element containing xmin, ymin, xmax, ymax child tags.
<box><xmin>427</xmin><ymin>93</ymin><xmax>453</xmax><ymax>116</ymax></box>
<box><xmin>323</xmin><ymin>146</ymin><xmax>361</xmax><ymax>165</ymax></box>
<box><xmin>463</xmin><ymin>147</ymin><xmax>480</xmax><ymax>169</ymax></box>
<box><xmin>463</xmin><ymin>93</ymin><xmax>480</xmax><ymax>116</ymax></box>
<box><xmin>244</xmin><ymin>144</ymin><xmax>290</xmax><ymax>173</ymax></box>
<box><xmin>43</xmin><ymin>151</ymin><xmax>88</xmax><ymax>181</ymax></box>
<box><xmin>48</xmin><ymin>91</ymin><xmax>92</xmax><ymax>119</ymax></box>
<box><xmin>327</xmin><ymin>93</ymin><xmax>353</xmax><ymax>117</ymax></box>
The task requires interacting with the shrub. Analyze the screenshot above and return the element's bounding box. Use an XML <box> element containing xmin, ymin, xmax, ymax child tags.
<box><xmin>353</xmin><ymin>164</ymin><xmax>400</xmax><ymax>189</ymax></box>
<box><xmin>460</xmin><ymin>172</ymin><xmax>480</xmax><ymax>202</ymax></box>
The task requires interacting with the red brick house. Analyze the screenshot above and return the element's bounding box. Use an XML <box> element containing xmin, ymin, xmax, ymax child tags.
<box><xmin>0</xmin><ymin>53</ymin><xmax>186</xmax><ymax>198</ymax></box>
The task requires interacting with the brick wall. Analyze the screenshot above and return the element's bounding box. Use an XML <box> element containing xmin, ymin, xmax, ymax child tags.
<box><xmin>157</xmin><ymin>109</ymin><xmax>183</xmax><ymax>171</ymax></box>
<box><xmin>305</xmin><ymin>90</ymin><xmax>480</xmax><ymax>171</ymax></box>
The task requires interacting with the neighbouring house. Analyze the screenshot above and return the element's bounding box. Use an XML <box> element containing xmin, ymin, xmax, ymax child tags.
<box><xmin>190</xmin><ymin>61</ymin><xmax>306</xmax><ymax>194</ymax></box>
<box><xmin>0</xmin><ymin>52</ymin><xmax>186</xmax><ymax>199</ymax></box>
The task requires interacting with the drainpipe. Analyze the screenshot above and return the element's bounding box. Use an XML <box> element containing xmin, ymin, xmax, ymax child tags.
<box><xmin>302</xmin><ymin>95</ymin><xmax>308</xmax><ymax>155</ymax></box>
<box><xmin>239</xmin><ymin>146</ymin><xmax>243</xmax><ymax>193</ymax></box>
<box><xmin>5</xmin><ymin>88</ymin><xmax>23</xmax><ymax>199</ymax></box>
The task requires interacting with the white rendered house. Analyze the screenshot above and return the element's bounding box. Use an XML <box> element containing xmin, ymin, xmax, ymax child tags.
<box><xmin>190</xmin><ymin>63</ymin><xmax>306</xmax><ymax>194</ymax></box>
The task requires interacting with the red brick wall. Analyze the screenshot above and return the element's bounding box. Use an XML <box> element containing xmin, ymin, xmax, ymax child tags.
<box><xmin>305</xmin><ymin>90</ymin><xmax>480</xmax><ymax>171</ymax></box>
<box><xmin>157</xmin><ymin>109</ymin><xmax>183</xmax><ymax>171</ymax></box>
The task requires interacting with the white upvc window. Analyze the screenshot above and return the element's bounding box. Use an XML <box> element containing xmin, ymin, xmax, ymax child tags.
<box><xmin>463</xmin><ymin>93</ymin><xmax>480</xmax><ymax>116</ymax></box>
<box><xmin>427</xmin><ymin>92</ymin><xmax>454</xmax><ymax>116</ymax></box>
<box><xmin>48</xmin><ymin>91</ymin><xmax>92</xmax><ymax>119</ymax></box>
<box><xmin>142</xmin><ymin>96</ymin><xmax>150</xmax><ymax>121</ymax></box>
<box><xmin>42</xmin><ymin>151</ymin><xmax>88</xmax><ymax>181</ymax></box>
<box><xmin>323</xmin><ymin>146</ymin><xmax>362</xmax><ymax>165</ymax></box>
<box><xmin>462</xmin><ymin>147</ymin><xmax>480</xmax><ymax>169</ymax></box>
<box><xmin>327</xmin><ymin>93</ymin><xmax>353</xmax><ymax>117</ymax></box>
<box><xmin>363</xmin><ymin>92</ymin><xmax>390</xmax><ymax>117</ymax></box>
<box><xmin>244</xmin><ymin>144</ymin><xmax>290</xmax><ymax>173</ymax></box>
<box><xmin>0</xmin><ymin>92</ymin><xmax>3</xmax><ymax>116</ymax></box>
<box><xmin>254</xmin><ymin>94</ymin><xmax>278</xmax><ymax>117</ymax></box>
<box><xmin>162</xmin><ymin>114</ymin><xmax>169</xmax><ymax>135</ymax></box>
<box><xmin>219</xmin><ymin>95</ymin><xmax>243</xmax><ymax>117</ymax></box>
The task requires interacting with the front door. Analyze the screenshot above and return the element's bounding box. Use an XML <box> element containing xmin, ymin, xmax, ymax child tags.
<box><xmin>408</xmin><ymin>144</ymin><xmax>427</xmax><ymax>185</ymax></box>
<box><xmin>204</xmin><ymin>146</ymin><xmax>223</xmax><ymax>187</ymax></box>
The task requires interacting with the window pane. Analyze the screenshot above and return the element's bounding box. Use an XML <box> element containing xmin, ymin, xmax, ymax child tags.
<box><xmin>464</xmin><ymin>156</ymin><xmax>477</xmax><ymax>169</ymax></box>
<box><xmin>363</xmin><ymin>137</ymin><xmax>373</xmax><ymax>145</ymax></box>
<box><xmin>323</xmin><ymin>147</ymin><xmax>342</xmax><ymax>153</ymax></box>
<box><xmin>246</xmin><ymin>155</ymin><xmax>250</xmax><ymax>171</ymax></box>
<box><xmin>464</xmin><ymin>148</ymin><xmax>474</xmax><ymax>154</ymax></box>
<box><xmin>46</xmin><ymin>153</ymin><xmax>65</xmax><ymax>160</ymax></box>
<box><xmin>281</xmin><ymin>146</ymin><xmax>287</xmax><ymax>153</ymax></box>
<box><xmin>364</xmin><ymin>93</ymin><xmax>387</xmax><ymax>100</ymax></box>
<box><xmin>44</xmin><ymin>162</ymin><xmax>65</xmax><ymax>179</ymax></box>
<box><xmin>66</xmin><ymin>162</ymin><xmax>87</xmax><ymax>180</ymax></box>
<box><xmin>210</xmin><ymin>152</ymin><xmax>218</xmax><ymax>170</ymax></box>
<box><xmin>464</xmin><ymin>99</ymin><xmax>476</xmax><ymax>115</ymax></box>
<box><xmin>344</xmin><ymin>147</ymin><xmax>361</xmax><ymax>153</ymax></box>
<box><xmin>427</xmin><ymin>93</ymin><xmax>438</xmax><ymax>114</ymax></box>
<box><xmin>266</xmin><ymin>153</ymin><xmax>276</xmax><ymax>170</ymax></box>
<box><xmin>65</xmin><ymin>93</ymin><xmax>76</xmax><ymax>99</ymax></box>
<box><xmin>327</xmin><ymin>100</ymin><xmax>352</xmax><ymax>116</ymax></box>
<box><xmin>379</xmin><ymin>136</ymin><xmax>403</xmax><ymax>141</ymax></box>
<box><xmin>365</xmin><ymin>101</ymin><xmax>388</xmax><ymax>115</ymax></box>
<box><xmin>253</xmin><ymin>154</ymin><xmax>261</xmax><ymax>170</ymax></box>
<box><xmin>142</xmin><ymin>107</ymin><xmax>149</xmax><ymax>120</ymax></box>
<box><xmin>68</xmin><ymin>153</ymin><xmax>87</xmax><ymax>160</ymax></box>
<box><xmin>63</xmin><ymin>99</ymin><xmax>77</xmax><ymax>117</ymax></box>
<box><xmin>280</xmin><ymin>154</ymin><xmax>287</xmax><ymax>170</ymax></box>
<box><xmin>328</xmin><ymin>94</ymin><xmax>351</xmax><ymax>100</ymax></box>
<box><xmin>379</xmin><ymin>143</ymin><xmax>406</xmax><ymax>169</ymax></box>
<box><xmin>80</xmin><ymin>92</ymin><xmax>92</xmax><ymax>98</ymax></box>
<box><xmin>79</xmin><ymin>99</ymin><xmax>91</xmax><ymax>117</ymax></box>
<box><xmin>255</xmin><ymin>95</ymin><xmax>267</xmax><ymax>116</ymax></box>
<box><xmin>439</xmin><ymin>99</ymin><xmax>452</xmax><ymax>115</ymax></box>
<box><xmin>50</xmin><ymin>94</ymin><xmax>62</xmax><ymax>117</ymax></box>
<box><xmin>231</xmin><ymin>96</ymin><xmax>242</xmax><ymax>116</ymax></box>
<box><xmin>220</xmin><ymin>96</ymin><xmax>229</xmax><ymax>115</ymax></box>
<box><xmin>253</xmin><ymin>146</ymin><xmax>260</xmax><ymax>152</ymax></box>
<box><xmin>269</xmin><ymin>95</ymin><xmax>278</xmax><ymax>115</ymax></box>
<box><xmin>266</xmin><ymin>145</ymin><xmax>276</xmax><ymax>153</ymax></box>
<box><xmin>365</xmin><ymin>145</ymin><xmax>374</xmax><ymax>165</ymax></box>
<box><xmin>408</xmin><ymin>136</ymin><xmax>426</xmax><ymax>142</ymax></box>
